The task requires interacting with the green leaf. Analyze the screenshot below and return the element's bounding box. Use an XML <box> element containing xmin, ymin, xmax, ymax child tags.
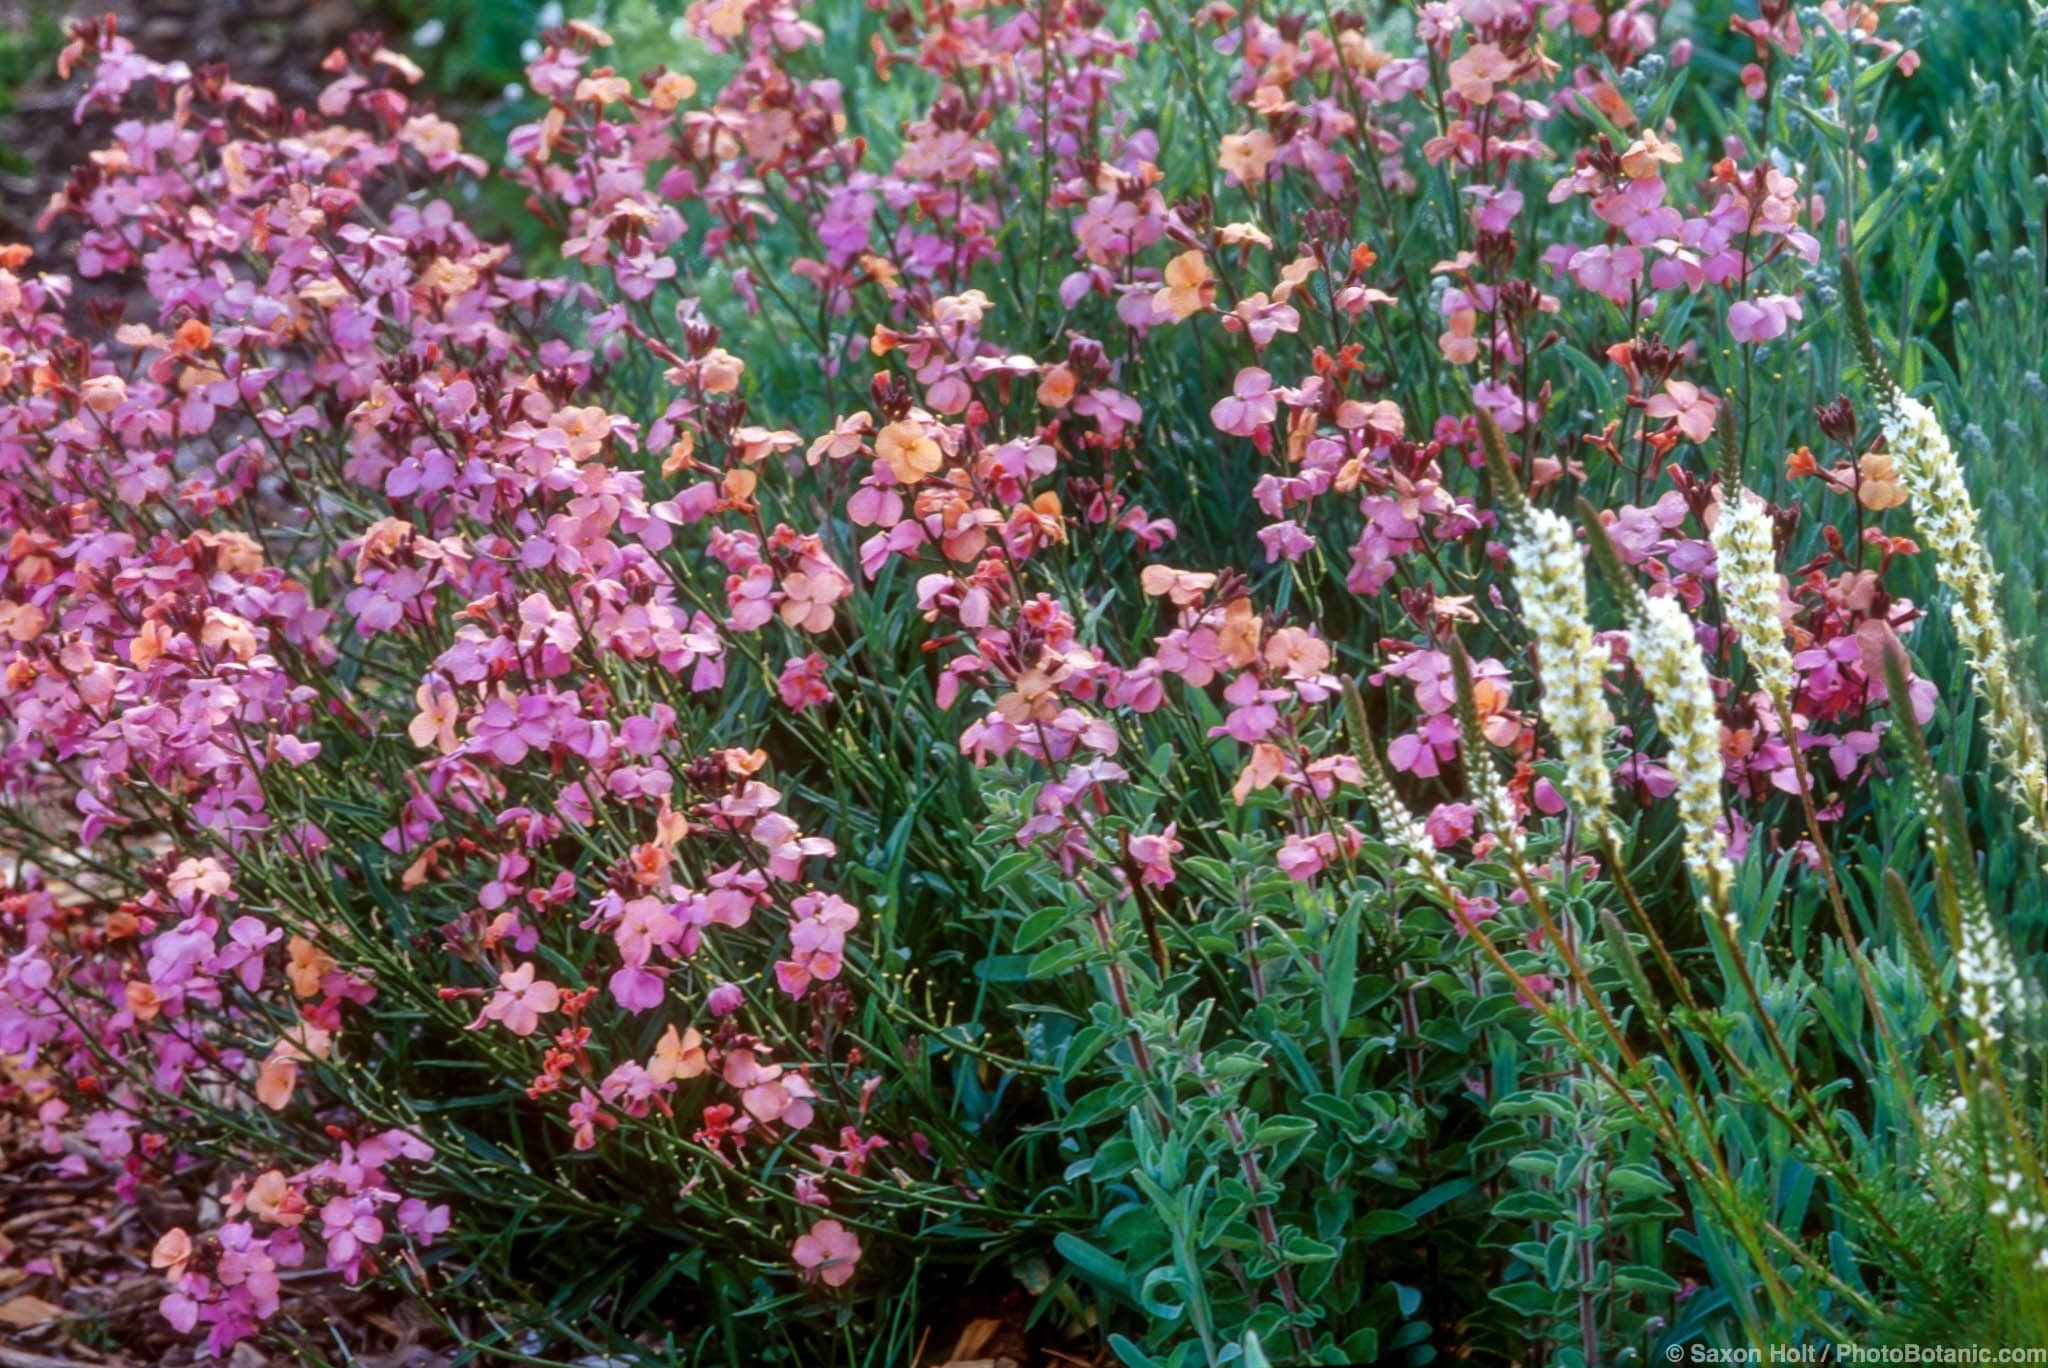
<box><xmin>1139</xmin><ymin>1267</ymin><xmax>1188</xmax><ymax>1319</ymax></box>
<box><xmin>1353</xmin><ymin>1210</ymin><xmax>1417</xmax><ymax>1241</ymax></box>
<box><xmin>1280</xmin><ymin>1230</ymin><xmax>1341</xmax><ymax>1262</ymax></box>
<box><xmin>1252</xmin><ymin>1116</ymin><xmax>1318</xmax><ymax>1148</ymax></box>
<box><xmin>1054</xmin><ymin>1233</ymin><xmax>1131</xmax><ymax>1297</ymax></box>
<box><xmin>1398</xmin><ymin>1178</ymin><xmax>1476</xmax><ymax>1222</ymax></box>
<box><xmin>1605</xmin><ymin>1164</ymin><xmax>1673</xmax><ymax>1199</ymax></box>
<box><xmin>1613</xmin><ymin>1264</ymin><xmax>1682</xmax><ymax>1295</ymax></box>
<box><xmin>1013</xmin><ymin>903</ymin><xmax>1071</xmax><ymax>952</ymax></box>
<box><xmin>1108</xmin><ymin>1333</ymin><xmax>1157</xmax><ymax>1368</ymax></box>
<box><xmin>1028</xmin><ymin>942</ymin><xmax>1091</xmax><ymax>979</ymax></box>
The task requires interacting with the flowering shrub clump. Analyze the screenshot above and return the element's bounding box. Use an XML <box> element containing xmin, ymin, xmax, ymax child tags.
<box><xmin>3</xmin><ymin>1</ymin><xmax>2046</xmax><ymax>1362</ymax></box>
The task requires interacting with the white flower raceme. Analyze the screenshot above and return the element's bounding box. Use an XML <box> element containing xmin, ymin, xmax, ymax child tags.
<box><xmin>1365</xmin><ymin>762</ymin><xmax>1453</xmax><ymax>889</ymax></box>
<box><xmin>1921</xmin><ymin>1097</ymin><xmax>2048</xmax><ymax>1271</ymax></box>
<box><xmin>1881</xmin><ymin>391</ymin><xmax>2048</xmax><ymax>856</ymax></box>
<box><xmin>1467</xmin><ymin>745</ymin><xmax>1525</xmax><ymax>859</ymax></box>
<box><xmin>1710</xmin><ymin>488</ymin><xmax>1794</xmax><ymax>704</ymax></box>
<box><xmin>1507</xmin><ymin>508</ymin><xmax>1615</xmax><ymax>835</ymax></box>
<box><xmin>1905</xmin><ymin>740</ymin><xmax>2032</xmax><ymax>1057</ymax></box>
<box><xmin>1956</xmin><ymin>891</ymin><xmax>2023</xmax><ymax>1059</ymax></box>
<box><xmin>1631</xmin><ymin>595</ymin><xmax>1733</xmax><ymax>915</ymax></box>
<box><xmin>1986</xmin><ymin>1168</ymin><xmax>2048</xmax><ymax>1272</ymax></box>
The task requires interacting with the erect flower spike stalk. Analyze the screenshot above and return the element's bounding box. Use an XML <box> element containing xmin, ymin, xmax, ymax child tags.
<box><xmin>1501</xmin><ymin>504</ymin><xmax>1615</xmax><ymax>835</ymax></box>
<box><xmin>1844</xmin><ymin>254</ymin><xmax>2048</xmax><ymax>862</ymax></box>
<box><xmin>1628</xmin><ymin>595</ymin><xmax>1736</xmax><ymax>919</ymax></box>
<box><xmin>1711</xmin><ymin>485</ymin><xmax>1795</xmax><ymax>705</ymax></box>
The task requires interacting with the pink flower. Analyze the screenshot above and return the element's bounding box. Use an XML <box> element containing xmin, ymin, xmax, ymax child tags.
<box><xmin>1221</xmin><ymin>293</ymin><xmax>1301</xmax><ymax>348</ymax></box>
<box><xmin>569</xmin><ymin>1087</ymin><xmax>617</xmax><ymax>1151</ymax></box>
<box><xmin>1211</xmin><ymin>368</ymin><xmax>1277</xmax><ymax>438</ymax></box>
<box><xmin>1127</xmin><ymin>824</ymin><xmax>1181</xmax><ymax>887</ymax></box>
<box><xmin>778</xmin><ymin>566</ymin><xmax>851</xmax><ymax>634</ymax></box>
<box><xmin>1643</xmin><ymin>380</ymin><xmax>1718</xmax><ymax>444</ymax></box>
<box><xmin>791</xmin><ymin>1218</ymin><xmax>862</xmax><ymax>1288</ymax></box>
<box><xmin>470</xmin><ymin>963</ymin><xmax>560</xmax><ymax>1037</ymax></box>
<box><xmin>1727</xmin><ymin>293</ymin><xmax>1802</xmax><ymax>345</ymax></box>
<box><xmin>608</xmin><ymin>963</ymin><xmax>668</xmax><ymax>1013</ymax></box>
<box><xmin>778</xmin><ymin>653</ymin><xmax>832</xmax><ymax>710</ymax></box>
<box><xmin>319</xmin><ymin>1197</ymin><xmax>384</xmax><ymax>1275</ymax></box>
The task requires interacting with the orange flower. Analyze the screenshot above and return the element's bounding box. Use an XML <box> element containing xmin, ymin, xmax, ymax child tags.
<box><xmin>401</xmin><ymin>838</ymin><xmax>449</xmax><ymax>891</ymax></box>
<box><xmin>1439</xmin><ymin>308</ymin><xmax>1480</xmax><ymax>365</ymax></box>
<box><xmin>1217</xmin><ymin>221</ymin><xmax>1274</xmax><ymax>252</ymax></box>
<box><xmin>125</xmin><ymin>980</ymin><xmax>162</xmax><ymax>1022</ymax></box>
<box><xmin>662</xmin><ymin>430</ymin><xmax>698</xmax><ymax>476</ymax></box>
<box><xmin>200</xmin><ymin>608</ymin><xmax>259</xmax><ymax>661</ymax></box>
<box><xmin>1152</xmin><ymin>251</ymin><xmax>1216</xmax><ymax>321</ymax></box>
<box><xmin>697</xmin><ymin>347</ymin><xmax>745</xmax><ymax>394</ymax></box>
<box><xmin>286</xmin><ymin>935</ymin><xmax>335</xmax><ymax>999</ymax></box>
<box><xmin>408</xmin><ymin>682</ymin><xmax>461</xmax><ymax>753</ymax></box>
<box><xmin>651</xmin><ymin>1024</ymin><xmax>708</xmax><ymax>1083</ymax></box>
<box><xmin>167</xmin><ymin>856</ymin><xmax>231</xmax><ymax>901</ymax></box>
<box><xmin>574</xmin><ymin>72</ymin><xmax>633</xmax><ymax>106</ymax></box>
<box><xmin>1856</xmin><ymin>450</ymin><xmax>1908</xmax><ymax>511</ymax></box>
<box><xmin>256</xmin><ymin>1053</ymin><xmax>301</xmax><ymax>1110</ymax></box>
<box><xmin>859</xmin><ymin>252</ymin><xmax>901</xmax><ymax>295</ymax></box>
<box><xmin>995</xmin><ymin>665</ymin><xmax>1063</xmax><ymax>726</ymax></box>
<box><xmin>1263</xmin><ymin>627</ymin><xmax>1331</xmax><ymax>680</ymax></box>
<box><xmin>78</xmin><ymin>374</ymin><xmax>127</xmax><ymax>413</ymax></box>
<box><xmin>806</xmin><ymin>412</ymin><xmax>872</xmax><ymax>464</ymax></box>
<box><xmin>1232</xmin><ymin>742</ymin><xmax>1289</xmax><ymax>805</ymax></box>
<box><xmin>1035</xmin><ymin>363</ymin><xmax>1077</xmax><ymax>409</ymax></box>
<box><xmin>876</xmin><ymin>419</ymin><xmax>944</xmax><ymax>484</ymax></box>
<box><xmin>151</xmin><ymin>1229</ymin><xmax>193</xmax><ymax>1278</ymax></box>
<box><xmin>628</xmin><ymin>841</ymin><xmax>671</xmax><ymax>888</ymax></box>
<box><xmin>1216</xmin><ymin>597</ymin><xmax>1263</xmax><ymax>669</ymax></box>
<box><xmin>256</xmin><ymin>1023</ymin><xmax>333</xmax><ymax>1111</ymax></box>
<box><xmin>1218</xmin><ymin>130</ymin><xmax>1279</xmax><ymax>185</ymax></box>
<box><xmin>243</xmin><ymin>1170</ymin><xmax>308</xmax><ymax>1227</ymax></box>
<box><xmin>0</xmin><ymin>600</ymin><xmax>47</xmax><ymax>643</ymax></box>
<box><xmin>1271</xmin><ymin>254</ymin><xmax>1319</xmax><ymax>304</ymax></box>
<box><xmin>648</xmin><ymin>71</ymin><xmax>697</xmax><ymax>111</ymax></box>
<box><xmin>1139</xmin><ymin>564</ymin><xmax>1217</xmax><ymax>607</ymax></box>
<box><xmin>1448</xmin><ymin>43</ymin><xmax>1516</xmax><ymax>104</ymax></box>
<box><xmin>1620</xmin><ymin>129</ymin><xmax>1682</xmax><ymax>179</ymax></box>
<box><xmin>728</xmin><ymin>425</ymin><xmax>801</xmax><ymax>464</ymax></box>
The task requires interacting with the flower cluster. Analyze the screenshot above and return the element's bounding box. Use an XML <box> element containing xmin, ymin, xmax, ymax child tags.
<box><xmin>1713</xmin><ymin>487</ymin><xmax>1797</xmax><ymax>706</ymax></box>
<box><xmin>1629</xmin><ymin>595</ymin><xmax>1734</xmax><ymax>915</ymax></box>
<box><xmin>151</xmin><ymin>1132</ymin><xmax>446</xmax><ymax>1355</ymax></box>
<box><xmin>1506</xmin><ymin>507</ymin><xmax>1617</xmax><ymax>837</ymax></box>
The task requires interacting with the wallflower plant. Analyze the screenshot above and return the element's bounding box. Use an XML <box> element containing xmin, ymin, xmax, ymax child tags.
<box><xmin>2</xmin><ymin>1</ymin><xmax>2047</xmax><ymax>1363</ymax></box>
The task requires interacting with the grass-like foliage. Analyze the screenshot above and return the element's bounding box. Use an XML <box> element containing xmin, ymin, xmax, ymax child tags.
<box><xmin>3</xmin><ymin>2</ymin><xmax>2048</xmax><ymax>1364</ymax></box>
